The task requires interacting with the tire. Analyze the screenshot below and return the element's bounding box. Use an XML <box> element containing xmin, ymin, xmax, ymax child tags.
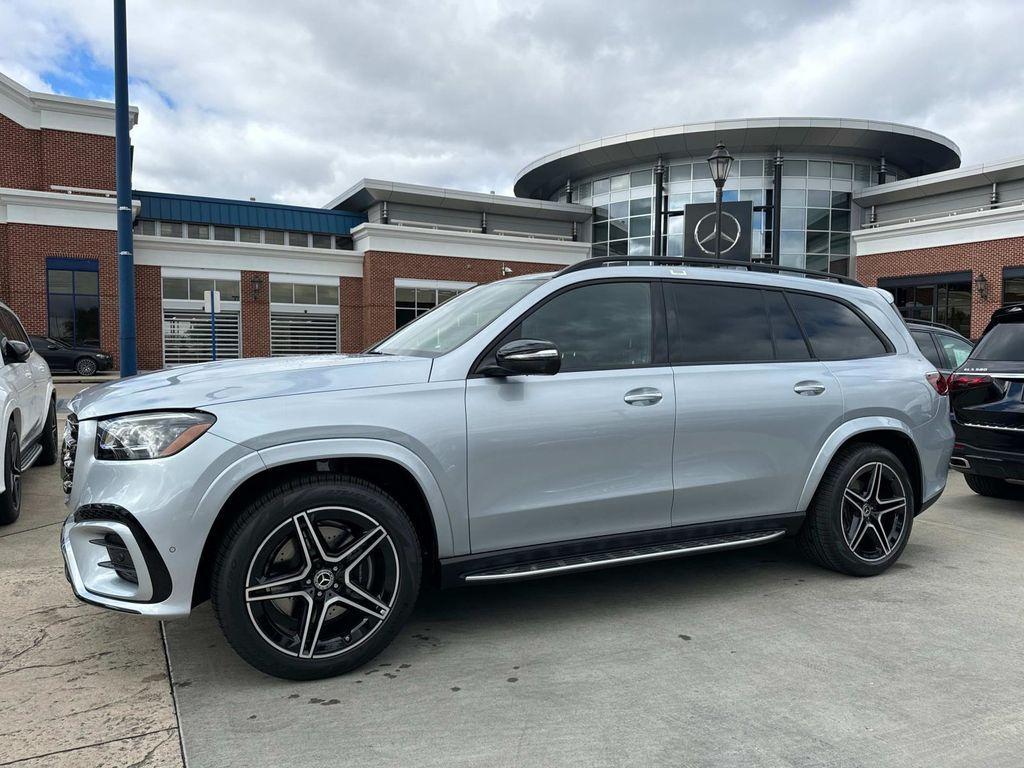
<box><xmin>964</xmin><ymin>472</ymin><xmax>1024</xmax><ymax>500</ymax></box>
<box><xmin>36</xmin><ymin>399</ymin><xmax>58</xmax><ymax>467</ymax></box>
<box><xmin>798</xmin><ymin>444</ymin><xmax>914</xmax><ymax>577</ymax></box>
<box><xmin>75</xmin><ymin>357</ymin><xmax>98</xmax><ymax>376</ymax></box>
<box><xmin>0</xmin><ymin>423</ymin><xmax>22</xmax><ymax>526</ymax></box>
<box><xmin>211</xmin><ymin>473</ymin><xmax>421</xmax><ymax>680</ymax></box>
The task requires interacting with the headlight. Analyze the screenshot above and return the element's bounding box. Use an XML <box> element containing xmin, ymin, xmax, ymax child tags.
<box><xmin>96</xmin><ymin>412</ymin><xmax>216</xmax><ymax>460</ymax></box>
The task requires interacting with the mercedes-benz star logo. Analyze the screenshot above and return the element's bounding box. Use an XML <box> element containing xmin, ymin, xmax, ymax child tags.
<box><xmin>313</xmin><ymin>569</ymin><xmax>335</xmax><ymax>590</ymax></box>
<box><xmin>694</xmin><ymin>211</ymin><xmax>742</xmax><ymax>255</ymax></box>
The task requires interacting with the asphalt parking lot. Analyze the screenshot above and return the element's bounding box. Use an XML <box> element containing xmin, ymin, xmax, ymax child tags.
<box><xmin>3</xmin><ymin>451</ymin><xmax>1024</xmax><ymax>767</ymax></box>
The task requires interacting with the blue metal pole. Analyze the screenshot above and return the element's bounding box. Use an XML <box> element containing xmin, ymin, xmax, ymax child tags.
<box><xmin>114</xmin><ymin>0</ymin><xmax>137</xmax><ymax>376</ymax></box>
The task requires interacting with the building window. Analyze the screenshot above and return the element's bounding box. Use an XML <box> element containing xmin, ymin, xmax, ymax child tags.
<box><xmin>239</xmin><ymin>227</ymin><xmax>261</xmax><ymax>243</ymax></box>
<box><xmin>394</xmin><ymin>280</ymin><xmax>472</xmax><ymax>329</ymax></box>
<box><xmin>288</xmin><ymin>232</ymin><xmax>309</xmax><ymax>247</ymax></box>
<box><xmin>883</xmin><ymin>274</ymin><xmax>972</xmax><ymax>338</ymax></box>
<box><xmin>47</xmin><ymin>259</ymin><xmax>100</xmax><ymax>347</ymax></box>
<box><xmin>187</xmin><ymin>223</ymin><xmax>210</xmax><ymax>239</ymax></box>
<box><xmin>162</xmin><ymin>276</ymin><xmax>239</xmax><ymax>302</ymax></box>
<box><xmin>264</xmin><ymin>230</ymin><xmax>285</xmax><ymax>245</ymax></box>
<box><xmin>311</xmin><ymin>234</ymin><xmax>333</xmax><ymax>249</ymax></box>
<box><xmin>159</xmin><ymin>221</ymin><xmax>183</xmax><ymax>238</ymax></box>
<box><xmin>270</xmin><ymin>282</ymin><xmax>338</xmax><ymax>306</ymax></box>
<box><xmin>213</xmin><ymin>226</ymin><xmax>235</xmax><ymax>241</ymax></box>
<box><xmin>1003</xmin><ymin>267</ymin><xmax>1024</xmax><ymax>305</ymax></box>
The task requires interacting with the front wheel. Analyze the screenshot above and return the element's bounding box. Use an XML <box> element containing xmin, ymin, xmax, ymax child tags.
<box><xmin>37</xmin><ymin>399</ymin><xmax>58</xmax><ymax>466</ymax></box>
<box><xmin>0</xmin><ymin>423</ymin><xmax>22</xmax><ymax>525</ymax></box>
<box><xmin>211</xmin><ymin>474</ymin><xmax>421</xmax><ymax>680</ymax></box>
<box><xmin>75</xmin><ymin>357</ymin><xmax>98</xmax><ymax>376</ymax></box>
<box><xmin>798</xmin><ymin>444</ymin><xmax>914</xmax><ymax>576</ymax></box>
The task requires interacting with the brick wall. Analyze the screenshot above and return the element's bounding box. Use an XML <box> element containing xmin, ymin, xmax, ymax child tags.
<box><xmin>856</xmin><ymin>236</ymin><xmax>1024</xmax><ymax>338</ymax></box>
<box><xmin>360</xmin><ymin>251</ymin><xmax>561</xmax><ymax>348</ymax></box>
<box><xmin>0</xmin><ymin>114</ymin><xmax>115</xmax><ymax>192</ymax></box>
<box><xmin>339</xmin><ymin>276</ymin><xmax>363</xmax><ymax>353</ymax></box>
<box><xmin>40</xmin><ymin>129</ymin><xmax>116</xmax><ymax>190</ymax></box>
<box><xmin>135</xmin><ymin>264</ymin><xmax>163</xmax><ymax>370</ymax></box>
<box><xmin>241</xmin><ymin>270</ymin><xmax>270</xmax><ymax>357</ymax></box>
<box><xmin>0</xmin><ymin>114</ymin><xmax>42</xmax><ymax>190</ymax></box>
<box><xmin>0</xmin><ymin>223</ymin><xmax>119</xmax><ymax>361</ymax></box>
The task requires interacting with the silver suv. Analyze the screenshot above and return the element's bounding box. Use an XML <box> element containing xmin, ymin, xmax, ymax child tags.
<box><xmin>61</xmin><ymin>259</ymin><xmax>954</xmax><ymax>680</ymax></box>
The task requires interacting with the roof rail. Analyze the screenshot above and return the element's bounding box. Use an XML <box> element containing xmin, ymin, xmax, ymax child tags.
<box><xmin>555</xmin><ymin>256</ymin><xmax>863</xmax><ymax>286</ymax></box>
<box><xmin>903</xmin><ymin>318</ymin><xmax>958</xmax><ymax>332</ymax></box>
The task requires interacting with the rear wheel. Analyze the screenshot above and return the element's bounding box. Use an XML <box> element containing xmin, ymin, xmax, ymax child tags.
<box><xmin>212</xmin><ymin>473</ymin><xmax>421</xmax><ymax>680</ymax></box>
<box><xmin>0</xmin><ymin>423</ymin><xmax>22</xmax><ymax>525</ymax></box>
<box><xmin>798</xmin><ymin>444</ymin><xmax>914</xmax><ymax>576</ymax></box>
<box><xmin>964</xmin><ymin>473</ymin><xmax>1024</xmax><ymax>500</ymax></box>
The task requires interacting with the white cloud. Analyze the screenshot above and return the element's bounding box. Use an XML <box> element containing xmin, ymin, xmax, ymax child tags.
<box><xmin>1</xmin><ymin>0</ymin><xmax>1021</xmax><ymax>206</ymax></box>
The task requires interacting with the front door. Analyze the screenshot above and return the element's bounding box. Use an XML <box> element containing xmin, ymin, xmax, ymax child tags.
<box><xmin>465</xmin><ymin>280</ymin><xmax>675</xmax><ymax>552</ymax></box>
<box><xmin>665</xmin><ymin>281</ymin><xmax>843</xmax><ymax>525</ymax></box>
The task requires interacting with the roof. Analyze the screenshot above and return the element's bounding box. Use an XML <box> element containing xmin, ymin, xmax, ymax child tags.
<box><xmin>854</xmin><ymin>154</ymin><xmax>1024</xmax><ymax>206</ymax></box>
<box><xmin>0</xmin><ymin>71</ymin><xmax>138</xmax><ymax>137</ymax></box>
<box><xmin>514</xmin><ymin>117</ymin><xmax>962</xmax><ymax>200</ymax></box>
<box><xmin>325</xmin><ymin>178</ymin><xmax>593</xmax><ymax>223</ymax></box>
<box><xmin>134</xmin><ymin>190</ymin><xmax>366</xmax><ymax>235</ymax></box>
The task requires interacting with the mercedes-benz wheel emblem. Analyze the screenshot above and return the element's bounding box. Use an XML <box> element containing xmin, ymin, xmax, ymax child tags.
<box><xmin>313</xmin><ymin>569</ymin><xmax>335</xmax><ymax>590</ymax></box>
<box><xmin>694</xmin><ymin>211</ymin><xmax>742</xmax><ymax>255</ymax></box>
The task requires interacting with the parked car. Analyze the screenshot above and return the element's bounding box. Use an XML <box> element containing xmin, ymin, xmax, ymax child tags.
<box><xmin>949</xmin><ymin>303</ymin><xmax>1024</xmax><ymax>498</ymax></box>
<box><xmin>906</xmin><ymin>320</ymin><xmax>974</xmax><ymax>375</ymax></box>
<box><xmin>0</xmin><ymin>305</ymin><xmax>57</xmax><ymax>525</ymax></box>
<box><xmin>30</xmin><ymin>336</ymin><xmax>113</xmax><ymax>376</ymax></box>
<box><xmin>60</xmin><ymin>258</ymin><xmax>953</xmax><ymax>680</ymax></box>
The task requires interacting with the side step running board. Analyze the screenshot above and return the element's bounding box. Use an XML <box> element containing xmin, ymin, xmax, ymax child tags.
<box><xmin>20</xmin><ymin>442</ymin><xmax>43</xmax><ymax>472</ymax></box>
<box><xmin>463</xmin><ymin>529</ymin><xmax>787</xmax><ymax>583</ymax></box>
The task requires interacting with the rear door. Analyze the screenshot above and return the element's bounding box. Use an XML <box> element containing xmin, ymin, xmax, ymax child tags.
<box><xmin>0</xmin><ymin>309</ymin><xmax>40</xmax><ymax>440</ymax></box>
<box><xmin>666</xmin><ymin>281</ymin><xmax>843</xmax><ymax>525</ymax></box>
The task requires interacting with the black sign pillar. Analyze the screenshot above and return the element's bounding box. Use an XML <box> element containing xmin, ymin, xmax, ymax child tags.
<box><xmin>770</xmin><ymin>150</ymin><xmax>783</xmax><ymax>265</ymax></box>
<box><xmin>652</xmin><ymin>158</ymin><xmax>664</xmax><ymax>256</ymax></box>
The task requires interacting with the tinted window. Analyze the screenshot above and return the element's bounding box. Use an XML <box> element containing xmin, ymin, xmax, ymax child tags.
<box><xmin>970</xmin><ymin>323</ymin><xmax>1024</xmax><ymax>361</ymax></box>
<box><xmin>764</xmin><ymin>291</ymin><xmax>811</xmax><ymax>361</ymax></box>
<box><xmin>788</xmin><ymin>293</ymin><xmax>887</xmax><ymax>360</ymax></box>
<box><xmin>937</xmin><ymin>334</ymin><xmax>973</xmax><ymax>368</ymax></box>
<box><xmin>910</xmin><ymin>331</ymin><xmax>944</xmax><ymax>367</ymax></box>
<box><xmin>518</xmin><ymin>282</ymin><xmax>652</xmax><ymax>372</ymax></box>
<box><xmin>667</xmin><ymin>283</ymin><xmax>773</xmax><ymax>363</ymax></box>
<box><xmin>0</xmin><ymin>309</ymin><xmax>28</xmax><ymax>344</ymax></box>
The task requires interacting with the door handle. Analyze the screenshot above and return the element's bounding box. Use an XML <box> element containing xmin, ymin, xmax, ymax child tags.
<box><xmin>624</xmin><ymin>387</ymin><xmax>663</xmax><ymax>406</ymax></box>
<box><xmin>793</xmin><ymin>380</ymin><xmax>826</xmax><ymax>396</ymax></box>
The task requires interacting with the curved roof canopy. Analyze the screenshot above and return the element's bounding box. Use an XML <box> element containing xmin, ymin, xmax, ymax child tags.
<box><xmin>514</xmin><ymin>117</ymin><xmax>961</xmax><ymax>200</ymax></box>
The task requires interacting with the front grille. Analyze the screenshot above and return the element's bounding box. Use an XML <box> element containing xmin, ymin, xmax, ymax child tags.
<box><xmin>61</xmin><ymin>415</ymin><xmax>78</xmax><ymax>495</ymax></box>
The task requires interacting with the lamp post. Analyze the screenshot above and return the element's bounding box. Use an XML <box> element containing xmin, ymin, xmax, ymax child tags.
<box><xmin>707</xmin><ymin>142</ymin><xmax>734</xmax><ymax>260</ymax></box>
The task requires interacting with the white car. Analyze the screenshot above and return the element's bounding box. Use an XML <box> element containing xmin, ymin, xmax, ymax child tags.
<box><xmin>0</xmin><ymin>301</ymin><xmax>57</xmax><ymax>524</ymax></box>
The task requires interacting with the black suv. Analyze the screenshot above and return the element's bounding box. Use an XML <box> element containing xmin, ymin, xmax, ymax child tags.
<box><xmin>949</xmin><ymin>304</ymin><xmax>1024</xmax><ymax>498</ymax></box>
<box><xmin>29</xmin><ymin>336</ymin><xmax>112</xmax><ymax>376</ymax></box>
<box><xmin>906</xmin><ymin>320</ymin><xmax>973</xmax><ymax>376</ymax></box>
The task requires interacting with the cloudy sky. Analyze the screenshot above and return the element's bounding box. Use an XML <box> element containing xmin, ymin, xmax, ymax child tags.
<box><xmin>1</xmin><ymin>0</ymin><xmax>1020</xmax><ymax>206</ymax></box>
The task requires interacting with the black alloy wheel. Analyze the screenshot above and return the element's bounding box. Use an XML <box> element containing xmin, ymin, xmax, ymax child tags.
<box><xmin>212</xmin><ymin>474</ymin><xmax>421</xmax><ymax>679</ymax></box>
<box><xmin>0</xmin><ymin>423</ymin><xmax>21</xmax><ymax>525</ymax></box>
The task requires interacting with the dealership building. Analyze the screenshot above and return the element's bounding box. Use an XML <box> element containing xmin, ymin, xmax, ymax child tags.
<box><xmin>1</xmin><ymin>70</ymin><xmax>1022</xmax><ymax>369</ymax></box>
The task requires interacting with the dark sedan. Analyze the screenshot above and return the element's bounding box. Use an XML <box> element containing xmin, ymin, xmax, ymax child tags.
<box><xmin>30</xmin><ymin>336</ymin><xmax>113</xmax><ymax>376</ymax></box>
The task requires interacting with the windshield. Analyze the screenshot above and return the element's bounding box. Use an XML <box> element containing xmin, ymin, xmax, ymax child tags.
<box><xmin>970</xmin><ymin>323</ymin><xmax>1024</xmax><ymax>361</ymax></box>
<box><xmin>373</xmin><ymin>278</ymin><xmax>547</xmax><ymax>358</ymax></box>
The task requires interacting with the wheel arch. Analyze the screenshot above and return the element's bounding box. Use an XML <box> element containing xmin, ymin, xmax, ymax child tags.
<box><xmin>799</xmin><ymin>418</ymin><xmax>923</xmax><ymax>514</ymax></box>
<box><xmin>192</xmin><ymin>439</ymin><xmax>455</xmax><ymax>607</ymax></box>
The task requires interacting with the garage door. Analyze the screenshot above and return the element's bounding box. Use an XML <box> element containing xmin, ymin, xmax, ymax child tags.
<box><xmin>270</xmin><ymin>312</ymin><xmax>339</xmax><ymax>356</ymax></box>
<box><xmin>163</xmin><ymin>309</ymin><xmax>241</xmax><ymax>366</ymax></box>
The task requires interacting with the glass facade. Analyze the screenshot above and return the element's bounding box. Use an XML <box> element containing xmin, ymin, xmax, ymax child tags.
<box><xmin>887</xmin><ymin>279</ymin><xmax>972</xmax><ymax>338</ymax></box>
<box><xmin>47</xmin><ymin>259</ymin><xmax>100</xmax><ymax>347</ymax></box>
<box><xmin>567</xmin><ymin>154</ymin><xmax>889</xmax><ymax>277</ymax></box>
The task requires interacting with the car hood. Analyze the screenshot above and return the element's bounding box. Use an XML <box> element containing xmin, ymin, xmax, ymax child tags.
<box><xmin>69</xmin><ymin>354</ymin><xmax>433</xmax><ymax>420</ymax></box>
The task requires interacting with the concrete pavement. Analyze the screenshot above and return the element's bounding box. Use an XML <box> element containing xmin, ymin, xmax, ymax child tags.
<box><xmin>3</xmin><ymin>462</ymin><xmax>1024</xmax><ymax>767</ymax></box>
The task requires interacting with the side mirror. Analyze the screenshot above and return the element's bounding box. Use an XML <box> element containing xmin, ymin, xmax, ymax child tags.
<box><xmin>4</xmin><ymin>340</ymin><xmax>31</xmax><ymax>363</ymax></box>
<box><xmin>492</xmin><ymin>339</ymin><xmax>561</xmax><ymax>376</ymax></box>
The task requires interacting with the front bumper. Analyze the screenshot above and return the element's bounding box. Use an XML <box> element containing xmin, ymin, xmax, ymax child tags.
<box><xmin>60</xmin><ymin>416</ymin><xmax>264</xmax><ymax>618</ymax></box>
<box><xmin>950</xmin><ymin>440</ymin><xmax>1024</xmax><ymax>481</ymax></box>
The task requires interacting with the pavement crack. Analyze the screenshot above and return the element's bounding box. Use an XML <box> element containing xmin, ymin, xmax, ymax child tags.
<box><xmin>0</xmin><ymin>726</ymin><xmax>178</xmax><ymax>766</ymax></box>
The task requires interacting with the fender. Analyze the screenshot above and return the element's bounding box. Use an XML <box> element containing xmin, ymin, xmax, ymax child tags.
<box><xmin>255</xmin><ymin>438</ymin><xmax>457</xmax><ymax>558</ymax></box>
<box><xmin>797</xmin><ymin>416</ymin><xmax>915</xmax><ymax>512</ymax></box>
